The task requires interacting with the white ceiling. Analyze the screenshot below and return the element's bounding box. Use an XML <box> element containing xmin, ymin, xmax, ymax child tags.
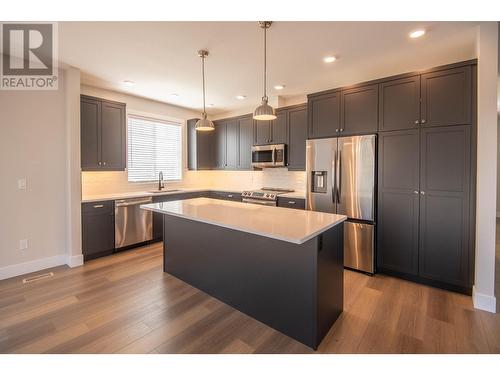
<box><xmin>58</xmin><ymin>21</ymin><xmax>479</xmax><ymax>116</ymax></box>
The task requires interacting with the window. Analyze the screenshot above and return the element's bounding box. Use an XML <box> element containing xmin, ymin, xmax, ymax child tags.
<box><xmin>127</xmin><ymin>115</ymin><xmax>182</xmax><ymax>182</ymax></box>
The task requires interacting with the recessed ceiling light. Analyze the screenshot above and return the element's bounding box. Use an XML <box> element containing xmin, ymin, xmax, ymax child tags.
<box><xmin>274</xmin><ymin>85</ymin><xmax>285</xmax><ymax>90</ymax></box>
<box><xmin>323</xmin><ymin>56</ymin><xmax>337</xmax><ymax>63</ymax></box>
<box><xmin>236</xmin><ymin>95</ymin><xmax>246</xmax><ymax>100</ymax></box>
<box><xmin>123</xmin><ymin>80</ymin><xmax>135</xmax><ymax>86</ymax></box>
<box><xmin>409</xmin><ymin>29</ymin><xmax>426</xmax><ymax>39</ymax></box>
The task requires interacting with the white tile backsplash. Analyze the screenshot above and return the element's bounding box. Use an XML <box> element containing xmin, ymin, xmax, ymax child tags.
<box><xmin>82</xmin><ymin>168</ymin><xmax>306</xmax><ymax>197</ymax></box>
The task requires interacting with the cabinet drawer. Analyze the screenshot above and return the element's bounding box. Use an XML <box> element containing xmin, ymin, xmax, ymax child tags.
<box><xmin>277</xmin><ymin>197</ymin><xmax>306</xmax><ymax>210</ymax></box>
<box><xmin>82</xmin><ymin>200</ymin><xmax>114</xmax><ymax>214</ymax></box>
<box><xmin>209</xmin><ymin>191</ymin><xmax>242</xmax><ymax>202</ymax></box>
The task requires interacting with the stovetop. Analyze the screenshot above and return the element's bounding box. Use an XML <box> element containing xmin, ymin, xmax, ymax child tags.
<box><xmin>241</xmin><ymin>187</ymin><xmax>295</xmax><ymax>201</ymax></box>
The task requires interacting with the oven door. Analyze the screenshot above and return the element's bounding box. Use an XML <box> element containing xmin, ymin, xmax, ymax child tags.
<box><xmin>242</xmin><ymin>197</ymin><xmax>277</xmax><ymax>206</ymax></box>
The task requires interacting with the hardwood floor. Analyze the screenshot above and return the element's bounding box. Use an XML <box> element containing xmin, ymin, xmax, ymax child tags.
<box><xmin>0</xmin><ymin>242</ymin><xmax>499</xmax><ymax>354</ymax></box>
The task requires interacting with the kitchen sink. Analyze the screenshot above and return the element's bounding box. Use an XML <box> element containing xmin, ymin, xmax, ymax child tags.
<box><xmin>148</xmin><ymin>189</ymin><xmax>181</xmax><ymax>194</ymax></box>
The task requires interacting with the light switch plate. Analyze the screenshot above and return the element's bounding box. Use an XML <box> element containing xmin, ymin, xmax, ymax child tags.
<box><xmin>19</xmin><ymin>239</ymin><xmax>28</xmax><ymax>250</ymax></box>
<box><xmin>18</xmin><ymin>178</ymin><xmax>26</xmax><ymax>190</ymax></box>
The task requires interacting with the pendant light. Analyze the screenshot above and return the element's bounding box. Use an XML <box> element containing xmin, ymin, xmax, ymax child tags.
<box><xmin>195</xmin><ymin>49</ymin><xmax>215</xmax><ymax>131</ymax></box>
<box><xmin>253</xmin><ymin>21</ymin><xmax>277</xmax><ymax>121</ymax></box>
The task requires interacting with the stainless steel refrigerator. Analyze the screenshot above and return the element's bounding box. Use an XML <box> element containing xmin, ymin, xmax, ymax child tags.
<box><xmin>306</xmin><ymin>135</ymin><xmax>376</xmax><ymax>274</ymax></box>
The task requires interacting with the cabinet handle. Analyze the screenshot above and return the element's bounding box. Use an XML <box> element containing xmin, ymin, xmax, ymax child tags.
<box><xmin>421</xmin><ymin>119</ymin><xmax>426</xmax><ymax>124</ymax></box>
<box><xmin>228</xmin><ymin>194</ymin><xmax>233</xmax><ymax>198</ymax></box>
<box><xmin>420</xmin><ymin>191</ymin><xmax>425</xmax><ymax>195</ymax></box>
<box><xmin>98</xmin><ymin>162</ymin><xmax>102</xmax><ymax>166</ymax></box>
<box><xmin>103</xmin><ymin>161</ymin><xmax>106</xmax><ymax>166</ymax></box>
<box><xmin>414</xmin><ymin>120</ymin><xmax>420</xmax><ymax>125</ymax></box>
<box><xmin>413</xmin><ymin>191</ymin><xmax>419</xmax><ymax>194</ymax></box>
<box><xmin>335</xmin><ymin>129</ymin><xmax>339</xmax><ymax>133</ymax></box>
<box><xmin>288</xmin><ymin>201</ymin><xmax>296</xmax><ymax>204</ymax></box>
<box><xmin>340</xmin><ymin>129</ymin><xmax>344</xmax><ymax>132</ymax></box>
<box><xmin>93</xmin><ymin>204</ymin><xmax>104</xmax><ymax>208</ymax></box>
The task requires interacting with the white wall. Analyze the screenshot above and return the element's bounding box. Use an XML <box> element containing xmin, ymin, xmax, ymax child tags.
<box><xmin>0</xmin><ymin>70</ymin><xmax>70</xmax><ymax>278</ymax></box>
<box><xmin>474</xmin><ymin>22</ymin><xmax>498</xmax><ymax>313</ymax></box>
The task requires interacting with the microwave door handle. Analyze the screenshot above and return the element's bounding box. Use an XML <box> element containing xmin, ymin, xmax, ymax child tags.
<box><xmin>272</xmin><ymin>148</ymin><xmax>276</xmax><ymax>165</ymax></box>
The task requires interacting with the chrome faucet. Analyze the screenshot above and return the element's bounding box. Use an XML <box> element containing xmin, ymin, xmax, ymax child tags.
<box><xmin>158</xmin><ymin>171</ymin><xmax>164</xmax><ymax>191</ymax></box>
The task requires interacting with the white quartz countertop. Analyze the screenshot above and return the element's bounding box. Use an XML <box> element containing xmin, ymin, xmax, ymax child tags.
<box><xmin>141</xmin><ymin>197</ymin><xmax>345</xmax><ymax>244</ymax></box>
<box><xmin>82</xmin><ymin>189</ymin><xmax>306</xmax><ymax>203</ymax></box>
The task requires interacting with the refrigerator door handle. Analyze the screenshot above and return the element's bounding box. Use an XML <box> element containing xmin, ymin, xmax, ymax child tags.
<box><xmin>336</xmin><ymin>149</ymin><xmax>341</xmax><ymax>204</ymax></box>
<box><xmin>332</xmin><ymin>146</ymin><xmax>337</xmax><ymax>204</ymax></box>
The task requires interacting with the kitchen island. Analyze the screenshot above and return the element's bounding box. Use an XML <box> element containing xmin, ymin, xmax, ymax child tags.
<box><xmin>141</xmin><ymin>198</ymin><xmax>346</xmax><ymax>349</ymax></box>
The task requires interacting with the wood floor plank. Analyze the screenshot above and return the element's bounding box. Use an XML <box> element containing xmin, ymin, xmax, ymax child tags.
<box><xmin>1</xmin><ymin>241</ymin><xmax>499</xmax><ymax>354</ymax></box>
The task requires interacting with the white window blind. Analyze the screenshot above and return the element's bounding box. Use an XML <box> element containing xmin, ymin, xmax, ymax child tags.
<box><xmin>127</xmin><ymin>115</ymin><xmax>182</xmax><ymax>182</ymax></box>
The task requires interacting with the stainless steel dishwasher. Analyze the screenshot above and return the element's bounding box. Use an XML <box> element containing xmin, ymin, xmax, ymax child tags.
<box><xmin>114</xmin><ymin>197</ymin><xmax>153</xmax><ymax>249</ymax></box>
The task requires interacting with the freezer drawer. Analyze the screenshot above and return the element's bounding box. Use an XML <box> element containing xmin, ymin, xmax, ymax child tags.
<box><xmin>344</xmin><ymin>221</ymin><xmax>375</xmax><ymax>274</ymax></box>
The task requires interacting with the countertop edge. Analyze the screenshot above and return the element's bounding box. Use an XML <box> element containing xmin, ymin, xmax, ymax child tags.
<box><xmin>140</xmin><ymin>202</ymin><xmax>346</xmax><ymax>245</ymax></box>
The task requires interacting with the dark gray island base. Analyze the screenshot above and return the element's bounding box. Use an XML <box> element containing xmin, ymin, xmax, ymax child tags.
<box><xmin>162</xmin><ymin>214</ymin><xmax>344</xmax><ymax>350</ymax></box>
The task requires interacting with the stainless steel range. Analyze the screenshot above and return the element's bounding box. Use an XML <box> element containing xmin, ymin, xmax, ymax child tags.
<box><xmin>241</xmin><ymin>187</ymin><xmax>295</xmax><ymax>206</ymax></box>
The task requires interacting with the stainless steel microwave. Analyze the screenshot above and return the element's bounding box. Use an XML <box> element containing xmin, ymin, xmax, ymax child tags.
<box><xmin>251</xmin><ymin>144</ymin><xmax>287</xmax><ymax>168</ymax></box>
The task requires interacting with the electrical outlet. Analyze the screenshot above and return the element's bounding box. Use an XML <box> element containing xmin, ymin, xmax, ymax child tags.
<box><xmin>18</xmin><ymin>178</ymin><xmax>26</xmax><ymax>190</ymax></box>
<box><xmin>19</xmin><ymin>239</ymin><xmax>28</xmax><ymax>250</ymax></box>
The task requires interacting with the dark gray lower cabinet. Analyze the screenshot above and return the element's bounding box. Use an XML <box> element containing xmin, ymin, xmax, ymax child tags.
<box><xmin>82</xmin><ymin>201</ymin><xmax>115</xmax><ymax>261</ymax></box>
<box><xmin>277</xmin><ymin>197</ymin><xmax>305</xmax><ymax>210</ymax></box>
<box><xmin>209</xmin><ymin>191</ymin><xmax>242</xmax><ymax>202</ymax></box>
<box><xmin>418</xmin><ymin>125</ymin><xmax>471</xmax><ymax>288</ymax></box>
<box><xmin>378</xmin><ymin>125</ymin><xmax>472</xmax><ymax>293</ymax></box>
<box><xmin>378</xmin><ymin>130</ymin><xmax>420</xmax><ymax>275</ymax></box>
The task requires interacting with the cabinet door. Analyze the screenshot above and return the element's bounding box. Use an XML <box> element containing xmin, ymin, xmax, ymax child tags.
<box><xmin>421</xmin><ymin>66</ymin><xmax>472</xmax><ymax>128</ymax></box>
<box><xmin>213</xmin><ymin>122</ymin><xmax>227</xmax><ymax>169</ymax></box>
<box><xmin>271</xmin><ymin>110</ymin><xmax>287</xmax><ymax>143</ymax></box>
<box><xmin>225</xmin><ymin>119</ymin><xmax>239</xmax><ymax>169</ymax></box>
<box><xmin>238</xmin><ymin>116</ymin><xmax>254</xmax><ymax>170</ymax></box>
<box><xmin>379</xmin><ymin>76</ymin><xmax>420</xmax><ymax>132</ymax></box>
<box><xmin>81</xmin><ymin>97</ymin><xmax>101</xmax><ymax>170</ymax></box>
<box><xmin>377</xmin><ymin>130</ymin><xmax>420</xmax><ymax>275</ymax></box>
<box><xmin>287</xmin><ymin>106</ymin><xmax>307</xmax><ymax>171</ymax></box>
<box><xmin>308</xmin><ymin>91</ymin><xmax>341</xmax><ymax>139</ymax></box>
<box><xmin>255</xmin><ymin>120</ymin><xmax>271</xmax><ymax>145</ymax></box>
<box><xmin>419</xmin><ymin>126</ymin><xmax>471</xmax><ymax>288</ymax></box>
<box><xmin>101</xmin><ymin>101</ymin><xmax>126</xmax><ymax>170</ymax></box>
<box><xmin>82</xmin><ymin>202</ymin><xmax>115</xmax><ymax>260</ymax></box>
<box><xmin>340</xmin><ymin>84</ymin><xmax>378</xmax><ymax>135</ymax></box>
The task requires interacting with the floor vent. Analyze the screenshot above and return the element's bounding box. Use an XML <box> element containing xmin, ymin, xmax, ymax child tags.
<box><xmin>22</xmin><ymin>272</ymin><xmax>54</xmax><ymax>284</ymax></box>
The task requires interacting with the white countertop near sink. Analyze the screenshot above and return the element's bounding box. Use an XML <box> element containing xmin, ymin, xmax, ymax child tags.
<box><xmin>141</xmin><ymin>197</ymin><xmax>345</xmax><ymax>244</ymax></box>
<box><xmin>82</xmin><ymin>188</ymin><xmax>306</xmax><ymax>203</ymax></box>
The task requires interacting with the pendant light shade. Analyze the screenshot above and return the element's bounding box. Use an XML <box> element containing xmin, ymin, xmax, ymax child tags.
<box><xmin>254</xmin><ymin>21</ymin><xmax>276</xmax><ymax>121</ymax></box>
<box><xmin>195</xmin><ymin>49</ymin><xmax>214</xmax><ymax>131</ymax></box>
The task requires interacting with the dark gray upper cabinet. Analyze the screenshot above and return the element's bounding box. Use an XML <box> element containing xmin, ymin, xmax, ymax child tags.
<box><xmin>81</xmin><ymin>201</ymin><xmax>115</xmax><ymax>261</ymax></box>
<box><xmin>308</xmin><ymin>90</ymin><xmax>341</xmax><ymax>139</ymax></box>
<box><xmin>81</xmin><ymin>97</ymin><xmax>101</xmax><ymax>170</ymax></box>
<box><xmin>287</xmin><ymin>105</ymin><xmax>308</xmax><ymax>171</ymax></box>
<box><xmin>81</xmin><ymin>95</ymin><xmax>126</xmax><ymax>171</ymax></box>
<box><xmin>213</xmin><ymin>121</ymin><xmax>227</xmax><ymax>169</ymax></box>
<box><xmin>271</xmin><ymin>110</ymin><xmax>287</xmax><ymax>143</ymax></box>
<box><xmin>418</xmin><ymin>125</ymin><xmax>471</xmax><ymax>287</ymax></box>
<box><xmin>238</xmin><ymin>116</ymin><xmax>254</xmax><ymax>170</ymax></box>
<box><xmin>100</xmin><ymin>101</ymin><xmax>126</xmax><ymax>170</ymax></box>
<box><xmin>225</xmin><ymin>120</ymin><xmax>239</xmax><ymax>169</ymax></box>
<box><xmin>421</xmin><ymin>66</ymin><xmax>472</xmax><ymax>128</ymax></box>
<box><xmin>187</xmin><ymin>118</ymin><xmax>214</xmax><ymax>170</ymax></box>
<box><xmin>255</xmin><ymin>119</ymin><xmax>272</xmax><ymax>145</ymax></box>
<box><xmin>378</xmin><ymin>76</ymin><xmax>421</xmax><ymax>132</ymax></box>
<box><xmin>340</xmin><ymin>84</ymin><xmax>378</xmax><ymax>135</ymax></box>
<box><xmin>377</xmin><ymin>130</ymin><xmax>420</xmax><ymax>276</ymax></box>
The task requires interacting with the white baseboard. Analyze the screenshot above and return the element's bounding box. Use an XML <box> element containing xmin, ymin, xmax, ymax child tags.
<box><xmin>473</xmin><ymin>286</ymin><xmax>497</xmax><ymax>313</ymax></box>
<box><xmin>0</xmin><ymin>255</ymin><xmax>67</xmax><ymax>281</ymax></box>
<box><xmin>66</xmin><ymin>254</ymin><xmax>83</xmax><ymax>268</ymax></box>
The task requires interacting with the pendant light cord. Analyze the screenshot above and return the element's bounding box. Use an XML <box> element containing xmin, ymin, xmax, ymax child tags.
<box><xmin>263</xmin><ymin>25</ymin><xmax>267</xmax><ymax>102</ymax></box>
<box><xmin>201</xmin><ymin>55</ymin><xmax>206</xmax><ymax>115</ymax></box>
